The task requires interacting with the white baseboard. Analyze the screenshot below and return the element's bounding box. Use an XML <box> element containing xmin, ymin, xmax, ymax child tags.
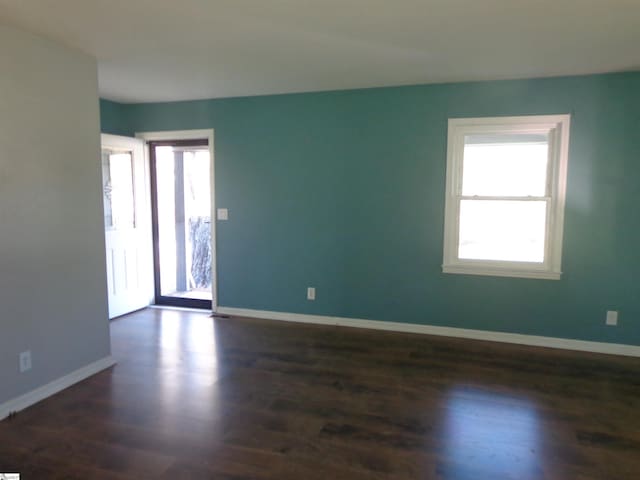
<box><xmin>0</xmin><ymin>355</ymin><xmax>116</xmax><ymax>420</ymax></box>
<box><xmin>148</xmin><ymin>305</ymin><xmax>212</xmax><ymax>314</ymax></box>
<box><xmin>216</xmin><ymin>307</ymin><xmax>640</xmax><ymax>358</ymax></box>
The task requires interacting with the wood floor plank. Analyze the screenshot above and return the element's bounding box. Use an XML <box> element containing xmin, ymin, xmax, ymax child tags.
<box><xmin>1</xmin><ymin>307</ymin><xmax>639</xmax><ymax>479</ymax></box>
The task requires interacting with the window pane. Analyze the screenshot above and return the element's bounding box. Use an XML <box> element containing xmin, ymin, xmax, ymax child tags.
<box><xmin>462</xmin><ymin>134</ymin><xmax>548</xmax><ymax>197</ymax></box>
<box><xmin>458</xmin><ymin>200</ymin><xmax>546</xmax><ymax>262</ymax></box>
<box><xmin>102</xmin><ymin>150</ymin><xmax>135</xmax><ymax>229</ymax></box>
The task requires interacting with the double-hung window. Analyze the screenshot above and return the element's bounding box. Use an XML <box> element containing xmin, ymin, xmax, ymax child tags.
<box><xmin>442</xmin><ymin>115</ymin><xmax>570</xmax><ymax>279</ymax></box>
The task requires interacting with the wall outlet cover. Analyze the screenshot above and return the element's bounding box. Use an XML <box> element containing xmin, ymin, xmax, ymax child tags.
<box><xmin>19</xmin><ymin>350</ymin><xmax>32</xmax><ymax>372</ymax></box>
<box><xmin>217</xmin><ymin>208</ymin><xmax>228</xmax><ymax>220</ymax></box>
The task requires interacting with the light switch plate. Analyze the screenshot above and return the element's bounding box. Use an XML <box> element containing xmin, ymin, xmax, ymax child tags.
<box><xmin>19</xmin><ymin>350</ymin><xmax>32</xmax><ymax>372</ymax></box>
<box><xmin>217</xmin><ymin>208</ymin><xmax>228</xmax><ymax>220</ymax></box>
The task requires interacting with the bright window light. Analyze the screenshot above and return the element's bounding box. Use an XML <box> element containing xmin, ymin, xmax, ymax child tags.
<box><xmin>462</xmin><ymin>136</ymin><xmax>548</xmax><ymax>197</ymax></box>
<box><xmin>442</xmin><ymin>115</ymin><xmax>570</xmax><ymax>279</ymax></box>
<box><xmin>459</xmin><ymin>200</ymin><xmax>547</xmax><ymax>262</ymax></box>
<box><xmin>102</xmin><ymin>151</ymin><xmax>135</xmax><ymax>229</ymax></box>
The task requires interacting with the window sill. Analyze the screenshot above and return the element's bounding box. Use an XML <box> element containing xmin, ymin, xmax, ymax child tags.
<box><xmin>442</xmin><ymin>264</ymin><xmax>561</xmax><ymax>280</ymax></box>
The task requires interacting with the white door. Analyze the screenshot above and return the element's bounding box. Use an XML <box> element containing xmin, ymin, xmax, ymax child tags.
<box><xmin>101</xmin><ymin>134</ymin><xmax>153</xmax><ymax>318</ymax></box>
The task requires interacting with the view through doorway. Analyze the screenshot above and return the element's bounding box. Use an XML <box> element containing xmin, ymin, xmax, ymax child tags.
<box><xmin>149</xmin><ymin>138</ymin><xmax>213</xmax><ymax>309</ymax></box>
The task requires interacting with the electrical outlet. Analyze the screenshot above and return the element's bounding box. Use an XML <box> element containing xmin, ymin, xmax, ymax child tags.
<box><xmin>19</xmin><ymin>350</ymin><xmax>32</xmax><ymax>373</ymax></box>
<box><xmin>606</xmin><ymin>310</ymin><xmax>618</xmax><ymax>326</ymax></box>
<box><xmin>307</xmin><ymin>287</ymin><xmax>316</xmax><ymax>301</ymax></box>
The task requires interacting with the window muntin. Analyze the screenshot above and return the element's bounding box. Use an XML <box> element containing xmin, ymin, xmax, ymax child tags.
<box><xmin>443</xmin><ymin>115</ymin><xmax>570</xmax><ymax>279</ymax></box>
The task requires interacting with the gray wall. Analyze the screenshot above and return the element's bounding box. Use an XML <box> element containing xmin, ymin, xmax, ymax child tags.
<box><xmin>0</xmin><ymin>25</ymin><xmax>111</xmax><ymax>405</ymax></box>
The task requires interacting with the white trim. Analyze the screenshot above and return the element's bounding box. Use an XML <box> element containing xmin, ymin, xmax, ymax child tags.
<box><xmin>135</xmin><ymin>129</ymin><xmax>214</xmax><ymax>141</ymax></box>
<box><xmin>135</xmin><ymin>130</ymin><xmax>218</xmax><ymax>310</ymax></box>
<box><xmin>0</xmin><ymin>356</ymin><xmax>116</xmax><ymax>420</ymax></box>
<box><xmin>216</xmin><ymin>307</ymin><xmax>640</xmax><ymax>358</ymax></box>
<box><xmin>448</xmin><ymin>114</ymin><xmax>571</xmax><ymax>127</ymax></box>
<box><xmin>442</xmin><ymin>114</ymin><xmax>571</xmax><ymax>280</ymax></box>
<box><xmin>442</xmin><ymin>265</ymin><xmax>561</xmax><ymax>280</ymax></box>
<box><xmin>101</xmin><ymin>133</ymin><xmax>142</xmax><ymax>151</ymax></box>
<box><xmin>148</xmin><ymin>304</ymin><xmax>211</xmax><ymax>314</ymax></box>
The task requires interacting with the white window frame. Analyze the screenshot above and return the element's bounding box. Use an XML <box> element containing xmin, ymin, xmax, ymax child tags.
<box><xmin>442</xmin><ymin>114</ymin><xmax>570</xmax><ymax>280</ymax></box>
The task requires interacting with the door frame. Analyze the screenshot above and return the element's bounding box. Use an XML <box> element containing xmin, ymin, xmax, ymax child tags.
<box><xmin>136</xmin><ymin>129</ymin><xmax>217</xmax><ymax>311</ymax></box>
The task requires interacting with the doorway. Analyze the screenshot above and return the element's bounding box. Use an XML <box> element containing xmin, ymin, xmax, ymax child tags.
<box><xmin>101</xmin><ymin>130</ymin><xmax>216</xmax><ymax>317</ymax></box>
<box><xmin>148</xmin><ymin>137</ymin><xmax>214</xmax><ymax>309</ymax></box>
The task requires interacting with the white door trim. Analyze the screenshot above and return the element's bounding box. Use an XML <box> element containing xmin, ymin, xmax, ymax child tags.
<box><xmin>136</xmin><ymin>130</ymin><xmax>217</xmax><ymax>310</ymax></box>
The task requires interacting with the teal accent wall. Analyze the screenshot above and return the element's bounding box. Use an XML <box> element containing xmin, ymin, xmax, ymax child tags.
<box><xmin>100</xmin><ymin>99</ymin><xmax>131</xmax><ymax>136</ymax></box>
<box><xmin>101</xmin><ymin>72</ymin><xmax>640</xmax><ymax>345</ymax></box>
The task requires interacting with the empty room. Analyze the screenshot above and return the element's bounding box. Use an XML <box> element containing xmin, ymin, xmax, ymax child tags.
<box><xmin>1</xmin><ymin>1</ymin><xmax>639</xmax><ymax>479</ymax></box>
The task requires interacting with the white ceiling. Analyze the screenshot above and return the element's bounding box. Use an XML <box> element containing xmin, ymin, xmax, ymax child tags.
<box><xmin>1</xmin><ymin>0</ymin><xmax>639</xmax><ymax>103</ymax></box>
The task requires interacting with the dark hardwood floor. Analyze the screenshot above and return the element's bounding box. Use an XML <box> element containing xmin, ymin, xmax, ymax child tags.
<box><xmin>1</xmin><ymin>307</ymin><xmax>639</xmax><ymax>479</ymax></box>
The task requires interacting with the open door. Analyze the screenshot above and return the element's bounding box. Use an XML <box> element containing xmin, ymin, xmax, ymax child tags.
<box><xmin>101</xmin><ymin>134</ymin><xmax>153</xmax><ymax>318</ymax></box>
